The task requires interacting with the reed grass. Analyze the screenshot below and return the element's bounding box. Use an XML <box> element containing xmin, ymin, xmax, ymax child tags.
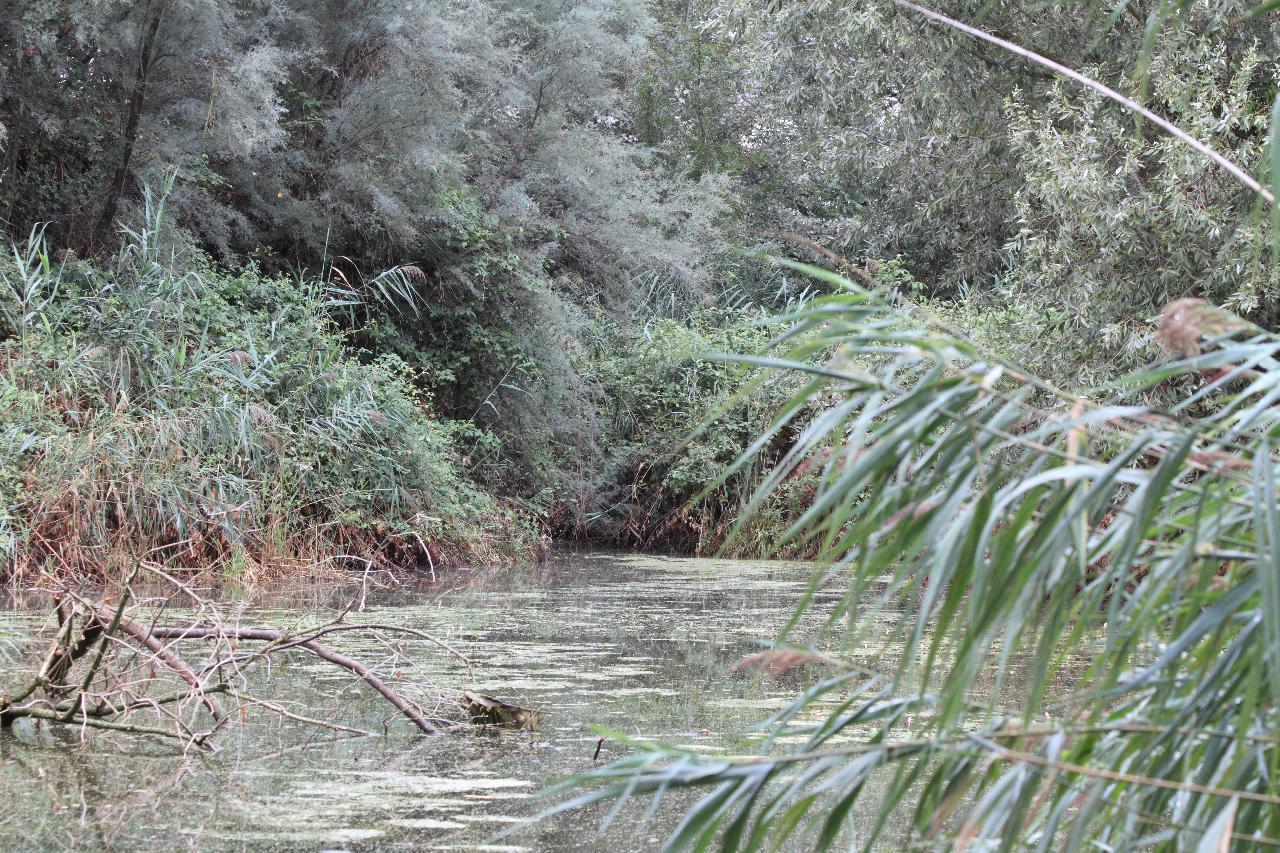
<box><xmin>0</xmin><ymin>192</ymin><xmax>531</xmax><ymax>584</ymax></box>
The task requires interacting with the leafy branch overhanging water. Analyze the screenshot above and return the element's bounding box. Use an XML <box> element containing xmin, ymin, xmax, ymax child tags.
<box><xmin>545</xmin><ymin>3</ymin><xmax>1280</xmax><ymax>836</ymax></box>
<box><xmin>553</xmin><ymin>253</ymin><xmax>1280</xmax><ymax>848</ymax></box>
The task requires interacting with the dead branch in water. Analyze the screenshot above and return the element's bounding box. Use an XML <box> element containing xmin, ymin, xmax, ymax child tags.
<box><xmin>0</xmin><ymin>574</ymin><xmax>458</xmax><ymax>746</ymax></box>
<box><xmin>141</xmin><ymin>622</ymin><xmax>442</xmax><ymax>734</ymax></box>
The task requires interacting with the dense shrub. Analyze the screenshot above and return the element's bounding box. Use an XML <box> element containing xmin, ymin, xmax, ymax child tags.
<box><xmin>545</xmin><ymin>301</ymin><xmax>822</xmax><ymax>554</ymax></box>
<box><xmin>0</xmin><ymin>216</ymin><xmax>533</xmax><ymax>583</ymax></box>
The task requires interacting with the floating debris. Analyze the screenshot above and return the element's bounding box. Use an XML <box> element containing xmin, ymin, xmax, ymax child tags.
<box><xmin>731</xmin><ymin>648</ymin><xmax>832</xmax><ymax>677</ymax></box>
<box><xmin>460</xmin><ymin>691</ymin><xmax>542</xmax><ymax>730</ymax></box>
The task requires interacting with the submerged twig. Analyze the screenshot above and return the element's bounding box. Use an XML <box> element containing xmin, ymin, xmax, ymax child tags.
<box><xmin>144</xmin><ymin>624</ymin><xmax>443</xmax><ymax>735</ymax></box>
<box><xmin>1</xmin><ymin>579</ymin><xmax>456</xmax><ymax>745</ymax></box>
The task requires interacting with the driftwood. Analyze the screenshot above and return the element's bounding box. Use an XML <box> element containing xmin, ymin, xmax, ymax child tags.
<box><xmin>460</xmin><ymin>690</ymin><xmax>542</xmax><ymax>730</ymax></box>
<box><xmin>144</xmin><ymin>622</ymin><xmax>440</xmax><ymax>735</ymax></box>
<box><xmin>0</xmin><ymin>578</ymin><xmax>461</xmax><ymax>746</ymax></box>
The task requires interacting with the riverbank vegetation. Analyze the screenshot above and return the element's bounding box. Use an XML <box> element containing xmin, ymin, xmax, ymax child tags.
<box><xmin>0</xmin><ymin>0</ymin><xmax>815</xmax><ymax>579</ymax></box>
<box><xmin>1</xmin><ymin>195</ymin><xmax>534</xmax><ymax>583</ymax></box>
<box><xmin>7</xmin><ymin>2</ymin><xmax>1280</xmax><ymax>575</ymax></box>
<box><xmin>6</xmin><ymin>0</ymin><xmax>1280</xmax><ymax>847</ymax></box>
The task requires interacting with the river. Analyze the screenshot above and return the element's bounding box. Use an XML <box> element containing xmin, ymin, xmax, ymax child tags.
<box><xmin>0</xmin><ymin>550</ymin><xmax>916</xmax><ymax>851</ymax></box>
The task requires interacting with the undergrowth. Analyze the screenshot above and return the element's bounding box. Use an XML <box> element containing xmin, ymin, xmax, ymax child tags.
<box><xmin>557</xmin><ymin>302</ymin><xmax>825</xmax><ymax>557</ymax></box>
<box><xmin>0</xmin><ymin>206</ymin><xmax>536</xmax><ymax>585</ymax></box>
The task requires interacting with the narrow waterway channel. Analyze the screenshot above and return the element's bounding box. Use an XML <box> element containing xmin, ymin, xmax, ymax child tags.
<box><xmin>0</xmin><ymin>550</ymin><xmax>912</xmax><ymax>850</ymax></box>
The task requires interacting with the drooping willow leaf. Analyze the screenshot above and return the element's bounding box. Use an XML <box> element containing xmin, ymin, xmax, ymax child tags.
<box><xmin>548</xmin><ymin>261</ymin><xmax>1280</xmax><ymax>849</ymax></box>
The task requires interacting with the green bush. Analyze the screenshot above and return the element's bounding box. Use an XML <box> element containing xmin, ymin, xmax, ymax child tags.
<box><xmin>557</xmin><ymin>302</ymin><xmax>820</xmax><ymax>554</ymax></box>
<box><xmin>0</xmin><ymin>220</ymin><xmax>533</xmax><ymax>583</ymax></box>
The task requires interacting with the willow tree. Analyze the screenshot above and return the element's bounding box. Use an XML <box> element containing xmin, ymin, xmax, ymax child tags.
<box><xmin>636</xmin><ymin>0</ymin><xmax>1280</xmax><ymax>387</ymax></box>
<box><xmin>0</xmin><ymin>0</ymin><xmax>291</xmax><ymax>254</ymax></box>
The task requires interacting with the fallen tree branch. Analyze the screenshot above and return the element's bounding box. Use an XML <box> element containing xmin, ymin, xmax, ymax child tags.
<box><xmin>2</xmin><ymin>579</ymin><xmax>454</xmax><ymax>746</ymax></box>
<box><xmin>237</xmin><ymin>693</ymin><xmax>375</xmax><ymax>737</ymax></box>
<box><xmin>65</xmin><ymin>572</ymin><xmax>136</xmax><ymax>721</ymax></box>
<box><xmin>203</xmin><ymin>621</ymin><xmax>473</xmax><ymax>673</ymax></box>
<box><xmin>3</xmin><ymin>704</ymin><xmax>213</xmax><ymax>743</ymax></box>
<box><xmin>101</xmin><ymin>609</ymin><xmax>226</xmax><ymax>722</ymax></box>
<box><xmin>143</xmin><ymin>623</ymin><xmax>443</xmax><ymax>735</ymax></box>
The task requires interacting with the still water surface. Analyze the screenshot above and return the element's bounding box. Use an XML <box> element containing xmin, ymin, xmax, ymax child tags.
<box><xmin>0</xmin><ymin>550</ymin><xmax>919</xmax><ymax>851</ymax></box>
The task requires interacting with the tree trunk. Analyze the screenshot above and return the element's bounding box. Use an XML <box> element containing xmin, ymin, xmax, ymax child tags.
<box><xmin>95</xmin><ymin>5</ymin><xmax>164</xmax><ymax>240</ymax></box>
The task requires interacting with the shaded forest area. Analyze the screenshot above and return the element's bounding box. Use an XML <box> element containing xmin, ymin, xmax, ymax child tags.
<box><xmin>2</xmin><ymin>1</ymin><xmax>1278</xmax><ymax>580</ymax></box>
